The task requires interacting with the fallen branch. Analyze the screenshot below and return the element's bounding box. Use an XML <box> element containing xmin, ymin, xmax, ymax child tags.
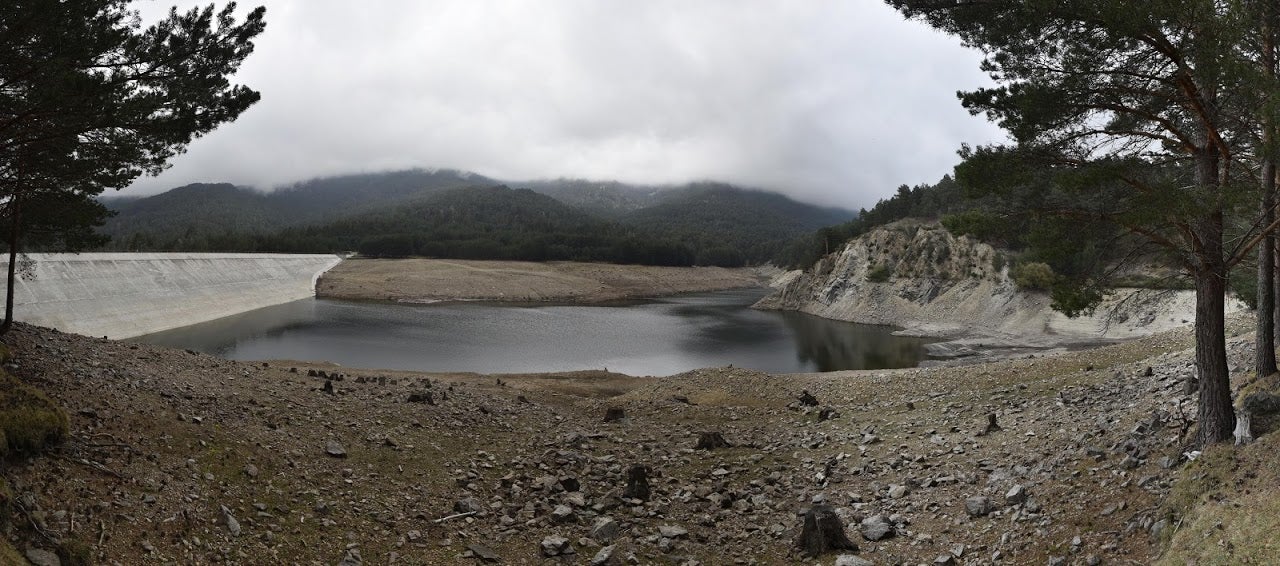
<box><xmin>13</xmin><ymin>499</ymin><xmax>59</xmax><ymax>544</ymax></box>
<box><xmin>432</xmin><ymin>511</ymin><xmax>476</xmax><ymax>523</ymax></box>
<box><xmin>57</xmin><ymin>454</ymin><xmax>128</xmax><ymax>479</ymax></box>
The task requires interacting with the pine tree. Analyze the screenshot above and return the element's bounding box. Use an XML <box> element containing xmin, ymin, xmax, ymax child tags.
<box><xmin>0</xmin><ymin>1</ymin><xmax>266</xmax><ymax>333</ymax></box>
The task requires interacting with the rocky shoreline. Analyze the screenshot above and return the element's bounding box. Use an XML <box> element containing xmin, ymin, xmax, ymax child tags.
<box><xmin>0</xmin><ymin>316</ymin><xmax>1256</xmax><ymax>564</ymax></box>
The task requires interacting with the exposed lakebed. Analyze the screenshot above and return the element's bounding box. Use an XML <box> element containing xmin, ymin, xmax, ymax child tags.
<box><xmin>135</xmin><ymin>288</ymin><xmax>932</xmax><ymax>375</ymax></box>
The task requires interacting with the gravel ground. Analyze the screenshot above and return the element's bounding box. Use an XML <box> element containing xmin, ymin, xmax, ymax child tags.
<box><xmin>0</xmin><ymin>314</ymin><xmax>1257</xmax><ymax>565</ymax></box>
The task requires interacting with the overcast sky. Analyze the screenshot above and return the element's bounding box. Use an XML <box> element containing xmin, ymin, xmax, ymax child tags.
<box><xmin>126</xmin><ymin>0</ymin><xmax>1006</xmax><ymax>210</ymax></box>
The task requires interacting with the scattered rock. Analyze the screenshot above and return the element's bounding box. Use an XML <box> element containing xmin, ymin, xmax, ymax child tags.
<box><xmin>658</xmin><ymin>525</ymin><xmax>688</xmax><ymax>538</ymax></box>
<box><xmin>338</xmin><ymin>548</ymin><xmax>362</xmax><ymax>566</ymax></box>
<box><xmin>540</xmin><ymin>535</ymin><xmax>573</xmax><ymax>557</ymax></box>
<box><xmin>818</xmin><ymin>406</ymin><xmax>840</xmax><ymax>421</ymax></box>
<box><xmin>24</xmin><ymin>548</ymin><xmax>60</xmax><ymax>566</ymax></box>
<box><xmin>603</xmin><ymin>407</ymin><xmax>626</xmax><ymax>422</ymax></box>
<box><xmin>591</xmin><ymin>517</ymin><xmax>620</xmax><ymax>543</ymax></box>
<box><xmin>220</xmin><ymin>505</ymin><xmax>241</xmax><ymax>536</ymax></box>
<box><xmin>590</xmin><ymin>544</ymin><xmax>618</xmax><ymax>566</ymax></box>
<box><xmin>964</xmin><ymin>496</ymin><xmax>996</xmax><ymax>518</ymax></box>
<box><xmin>551</xmin><ymin>504</ymin><xmax>576</xmax><ymax>523</ymax></box>
<box><xmin>1005</xmin><ymin>484</ymin><xmax>1027</xmax><ymax>506</ymax></box>
<box><xmin>325</xmin><ymin>440</ymin><xmax>347</xmax><ymax>458</ymax></box>
<box><xmin>860</xmin><ymin>515</ymin><xmax>894</xmax><ymax>541</ymax></box>
<box><xmin>466</xmin><ymin>543</ymin><xmax>500</xmax><ymax>563</ymax></box>
<box><xmin>835</xmin><ymin>555</ymin><xmax>874</xmax><ymax>566</ymax></box>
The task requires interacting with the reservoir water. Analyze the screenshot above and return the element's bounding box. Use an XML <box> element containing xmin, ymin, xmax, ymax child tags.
<box><xmin>134</xmin><ymin>288</ymin><xmax>931</xmax><ymax>376</ymax></box>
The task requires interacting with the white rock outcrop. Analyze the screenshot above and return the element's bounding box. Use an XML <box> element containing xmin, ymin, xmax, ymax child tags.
<box><xmin>756</xmin><ymin>221</ymin><xmax>1239</xmax><ymax>347</ymax></box>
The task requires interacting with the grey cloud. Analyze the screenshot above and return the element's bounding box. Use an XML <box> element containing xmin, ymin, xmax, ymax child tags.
<box><xmin>126</xmin><ymin>0</ymin><xmax>1005</xmax><ymax>209</ymax></box>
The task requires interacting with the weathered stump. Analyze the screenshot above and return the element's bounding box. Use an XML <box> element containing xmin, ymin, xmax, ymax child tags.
<box><xmin>603</xmin><ymin>407</ymin><xmax>626</xmax><ymax>422</ymax></box>
<box><xmin>321</xmin><ymin>380</ymin><xmax>335</xmax><ymax>395</ymax></box>
<box><xmin>407</xmin><ymin>392</ymin><xmax>435</xmax><ymax>405</ymax></box>
<box><xmin>978</xmin><ymin>413</ymin><xmax>1000</xmax><ymax>436</ymax></box>
<box><xmin>622</xmin><ymin>465</ymin><xmax>651</xmax><ymax>501</ymax></box>
<box><xmin>695</xmin><ymin>432</ymin><xmax>732</xmax><ymax>450</ymax></box>
<box><xmin>798</xmin><ymin>390</ymin><xmax>819</xmax><ymax>407</ymax></box>
<box><xmin>818</xmin><ymin>407</ymin><xmax>839</xmax><ymax>421</ymax></box>
<box><xmin>795</xmin><ymin>504</ymin><xmax>857</xmax><ymax>557</ymax></box>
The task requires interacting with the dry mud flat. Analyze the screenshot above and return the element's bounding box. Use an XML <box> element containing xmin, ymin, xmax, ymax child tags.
<box><xmin>0</xmin><ymin>318</ymin><xmax>1256</xmax><ymax>565</ymax></box>
<box><xmin>316</xmin><ymin>258</ymin><xmax>771</xmax><ymax>303</ymax></box>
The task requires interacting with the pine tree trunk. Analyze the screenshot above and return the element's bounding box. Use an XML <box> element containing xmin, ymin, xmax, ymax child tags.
<box><xmin>1</xmin><ymin>200</ymin><xmax>19</xmax><ymax>336</ymax></box>
<box><xmin>1257</xmin><ymin>163</ymin><xmax>1277</xmax><ymax>376</ymax></box>
<box><xmin>1192</xmin><ymin>145</ymin><xmax>1235</xmax><ymax>446</ymax></box>
<box><xmin>1194</xmin><ymin>261</ymin><xmax>1235</xmax><ymax>446</ymax></box>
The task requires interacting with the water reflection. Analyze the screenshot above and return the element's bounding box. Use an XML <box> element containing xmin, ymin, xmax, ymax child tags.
<box><xmin>778</xmin><ymin>311</ymin><xmax>930</xmax><ymax>371</ymax></box>
<box><xmin>133</xmin><ymin>289</ymin><xmax>931</xmax><ymax>376</ymax></box>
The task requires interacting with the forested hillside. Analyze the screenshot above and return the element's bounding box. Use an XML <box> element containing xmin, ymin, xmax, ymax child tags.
<box><xmin>97</xmin><ymin>170</ymin><xmax>854</xmax><ymax>267</ymax></box>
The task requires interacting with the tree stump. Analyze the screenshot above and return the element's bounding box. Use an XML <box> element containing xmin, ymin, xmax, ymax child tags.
<box><xmin>798</xmin><ymin>390</ymin><xmax>819</xmax><ymax>407</ymax></box>
<box><xmin>978</xmin><ymin>413</ymin><xmax>1000</xmax><ymax>436</ymax></box>
<box><xmin>321</xmin><ymin>380</ymin><xmax>335</xmax><ymax>395</ymax></box>
<box><xmin>695</xmin><ymin>432</ymin><xmax>732</xmax><ymax>450</ymax></box>
<box><xmin>603</xmin><ymin>407</ymin><xmax>626</xmax><ymax>422</ymax></box>
<box><xmin>622</xmin><ymin>465</ymin><xmax>650</xmax><ymax>501</ymax></box>
<box><xmin>795</xmin><ymin>504</ymin><xmax>857</xmax><ymax>557</ymax></box>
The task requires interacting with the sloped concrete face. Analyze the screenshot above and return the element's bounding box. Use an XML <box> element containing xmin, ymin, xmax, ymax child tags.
<box><xmin>0</xmin><ymin>253</ymin><xmax>343</xmax><ymax>339</ymax></box>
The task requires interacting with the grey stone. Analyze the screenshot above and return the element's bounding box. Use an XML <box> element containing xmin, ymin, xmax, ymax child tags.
<box><xmin>24</xmin><ymin>548</ymin><xmax>60</xmax><ymax>566</ymax></box>
<box><xmin>965</xmin><ymin>496</ymin><xmax>996</xmax><ymax>517</ymax></box>
<box><xmin>541</xmin><ymin>535</ymin><xmax>572</xmax><ymax>557</ymax></box>
<box><xmin>466</xmin><ymin>543</ymin><xmax>500</xmax><ymax>563</ymax></box>
<box><xmin>835</xmin><ymin>555</ymin><xmax>874</xmax><ymax>566</ymax></box>
<box><xmin>590</xmin><ymin>544</ymin><xmax>618</xmax><ymax>566</ymax></box>
<box><xmin>658</xmin><ymin>525</ymin><xmax>688</xmax><ymax>538</ymax></box>
<box><xmin>220</xmin><ymin>505</ymin><xmax>241</xmax><ymax>536</ymax></box>
<box><xmin>592</xmin><ymin>517</ymin><xmax>621</xmax><ymax>543</ymax></box>
<box><xmin>887</xmin><ymin>484</ymin><xmax>908</xmax><ymax>499</ymax></box>
<box><xmin>1006</xmin><ymin>484</ymin><xmax>1028</xmax><ymax>505</ymax></box>
<box><xmin>859</xmin><ymin>515</ymin><xmax>894</xmax><ymax>541</ymax></box>
<box><xmin>325</xmin><ymin>439</ymin><xmax>347</xmax><ymax>458</ymax></box>
<box><xmin>551</xmin><ymin>504</ymin><xmax>576</xmax><ymax>523</ymax></box>
<box><xmin>338</xmin><ymin>548</ymin><xmax>362</xmax><ymax>566</ymax></box>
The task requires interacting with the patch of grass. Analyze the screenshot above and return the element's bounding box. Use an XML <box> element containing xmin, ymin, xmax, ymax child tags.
<box><xmin>0</xmin><ymin>371</ymin><xmax>69</xmax><ymax>457</ymax></box>
<box><xmin>866</xmin><ymin>264</ymin><xmax>892</xmax><ymax>283</ymax></box>
<box><xmin>0</xmin><ymin>538</ymin><xmax>23</xmax><ymax>566</ymax></box>
<box><xmin>1158</xmin><ymin>435</ymin><xmax>1280</xmax><ymax>564</ymax></box>
<box><xmin>57</xmin><ymin>538</ymin><xmax>94</xmax><ymax>566</ymax></box>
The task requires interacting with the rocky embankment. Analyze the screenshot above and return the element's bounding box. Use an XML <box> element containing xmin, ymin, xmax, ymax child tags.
<box><xmin>318</xmin><ymin>259</ymin><xmax>772</xmax><ymax>304</ymax></box>
<box><xmin>0</xmin><ymin>315</ymin><xmax>1257</xmax><ymax>564</ymax></box>
<box><xmin>756</xmin><ymin>221</ymin><xmax>1238</xmax><ymax>353</ymax></box>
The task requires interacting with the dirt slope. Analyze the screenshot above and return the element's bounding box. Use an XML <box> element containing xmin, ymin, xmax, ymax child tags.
<box><xmin>0</xmin><ymin>315</ymin><xmax>1257</xmax><ymax>564</ymax></box>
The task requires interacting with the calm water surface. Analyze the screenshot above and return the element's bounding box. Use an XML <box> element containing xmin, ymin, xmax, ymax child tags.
<box><xmin>134</xmin><ymin>289</ymin><xmax>931</xmax><ymax>375</ymax></box>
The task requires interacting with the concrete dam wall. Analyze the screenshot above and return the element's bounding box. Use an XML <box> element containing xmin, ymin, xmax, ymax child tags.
<box><xmin>0</xmin><ymin>253</ymin><xmax>343</xmax><ymax>339</ymax></box>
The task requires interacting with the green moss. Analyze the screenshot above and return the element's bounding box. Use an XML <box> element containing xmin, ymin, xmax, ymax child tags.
<box><xmin>0</xmin><ymin>371</ymin><xmax>69</xmax><ymax>457</ymax></box>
